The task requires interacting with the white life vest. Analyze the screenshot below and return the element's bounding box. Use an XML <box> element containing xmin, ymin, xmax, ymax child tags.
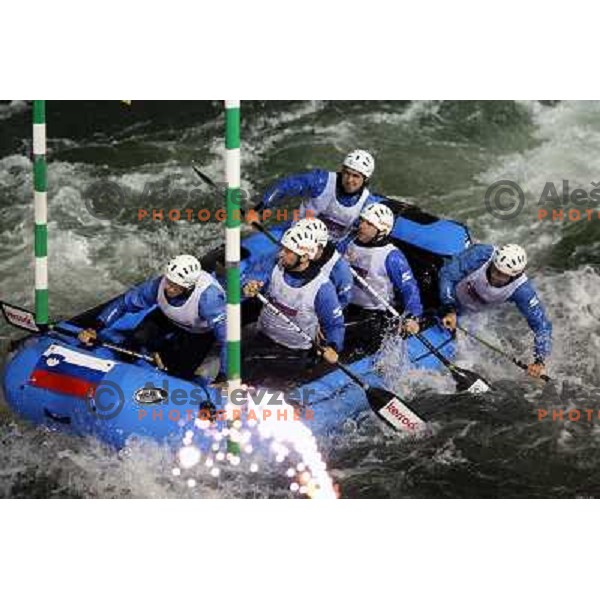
<box><xmin>157</xmin><ymin>272</ymin><xmax>223</xmax><ymax>333</ymax></box>
<box><xmin>345</xmin><ymin>241</ymin><xmax>396</xmax><ymax>310</ymax></box>
<box><xmin>258</xmin><ymin>264</ymin><xmax>327</xmax><ymax>350</ymax></box>
<box><xmin>301</xmin><ymin>172</ymin><xmax>370</xmax><ymax>242</ymax></box>
<box><xmin>455</xmin><ymin>257</ymin><xmax>527</xmax><ymax>312</ymax></box>
<box><xmin>319</xmin><ymin>247</ymin><xmax>341</xmax><ymax>279</ymax></box>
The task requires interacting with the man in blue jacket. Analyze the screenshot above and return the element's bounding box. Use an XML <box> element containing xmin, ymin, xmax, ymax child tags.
<box><xmin>254</xmin><ymin>149</ymin><xmax>385</xmax><ymax>243</ymax></box>
<box><xmin>341</xmin><ymin>203</ymin><xmax>423</xmax><ymax>353</ymax></box>
<box><xmin>78</xmin><ymin>255</ymin><xmax>227</xmax><ymax>381</ymax></box>
<box><xmin>438</xmin><ymin>243</ymin><xmax>552</xmax><ymax>379</ymax></box>
<box><xmin>242</xmin><ymin>224</ymin><xmax>344</xmax><ymax>381</ymax></box>
<box><xmin>294</xmin><ymin>217</ymin><xmax>354</xmax><ymax>308</ymax></box>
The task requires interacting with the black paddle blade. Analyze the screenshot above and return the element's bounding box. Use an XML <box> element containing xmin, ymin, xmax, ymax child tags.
<box><xmin>192</xmin><ymin>165</ymin><xmax>218</xmax><ymax>188</ymax></box>
<box><xmin>452</xmin><ymin>366</ymin><xmax>492</xmax><ymax>394</ymax></box>
<box><xmin>366</xmin><ymin>386</ymin><xmax>425</xmax><ymax>433</ymax></box>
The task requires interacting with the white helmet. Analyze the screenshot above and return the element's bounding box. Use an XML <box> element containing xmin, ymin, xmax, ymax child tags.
<box><xmin>165</xmin><ymin>254</ymin><xmax>202</xmax><ymax>288</ymax></box>
<box><xmin>493</xmin><ymin>244</ymin><xmax>527</xmax><ymax>276</ymax></box>
<box><xmin>281</xmin><ymin>225</ymin><xmax>319</xmax><ymax>260</ymax></box>
<box><xmin>342</xmin><ymin>149</ymin><xmax>375</xmax><ymax>179</ymax></box>
<box><xmin>294</xmin><ymin>217</ymin><xmax>329</xmax><ymax>247</ymax></box>
<box><xmin>360</xmin><ymin>203</ymin><xmax>395</xmax><ymax>236</ymax></box>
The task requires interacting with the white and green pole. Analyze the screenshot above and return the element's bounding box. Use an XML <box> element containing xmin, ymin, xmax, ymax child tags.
<box><xmin>225</xmin><ymin>101</ymin><xmax>241</xmax><ymax>394</ymax></box>
<box><xmin>33</xmin><ymin>101</ymin><xmax>48</xmax><ymax>326</ymax></box>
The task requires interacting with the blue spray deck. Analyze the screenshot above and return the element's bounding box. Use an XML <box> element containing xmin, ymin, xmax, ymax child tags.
<box><xmin>1</xmin><ymin>202</ymin><xmax>471</xmax><ymax>448</ymax></box>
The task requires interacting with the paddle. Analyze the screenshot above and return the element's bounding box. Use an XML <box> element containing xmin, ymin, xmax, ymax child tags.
<box><xmin>192</xmin><ymin>164</ymin><xmax>281</xmax><ymax>242</ymax></box>
<box><xmin>192</xmin><ymin>164</ymin><xmax>220</xmax><ymax>189</ymax></box>
<box><xmin>0</xmin><ymin>300</ymin><xmax>165</xmax><ymax>369</ymax></box>
<box><xmin>456</xmin><ymin>324</ymin><xmax>552</xmax><ymax>383</ymax></box>
<box><xmin>253</xmin><ymin>292</ymin><xmax>425</xmax><ymax>433</ymax></box>
<box><xmin>347</xmin><ymin>268</ymin><xmax>492</xmax><ymax>394</ymax></box>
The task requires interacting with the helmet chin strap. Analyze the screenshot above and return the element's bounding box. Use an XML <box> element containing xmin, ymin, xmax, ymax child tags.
<box><xmin>373</xmin><ymin>229</ymin><xmax>387</xmax><ymax>243</ymax></box>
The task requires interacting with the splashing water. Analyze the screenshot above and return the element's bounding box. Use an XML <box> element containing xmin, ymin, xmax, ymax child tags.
<box><xmin>171</xmin><ymin>387</ymin><xmax>338</xmax><ymax>499</ymax></box>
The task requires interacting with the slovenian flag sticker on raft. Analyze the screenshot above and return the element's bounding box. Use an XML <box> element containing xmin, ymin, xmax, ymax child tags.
<box><xmin>29</xmin><ymin>345</ymin><xmax>116</xmax><ymax>399</ymax></box>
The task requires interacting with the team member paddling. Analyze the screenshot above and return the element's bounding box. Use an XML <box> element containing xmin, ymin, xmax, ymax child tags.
<box><xmin>242</xmin><ymin>224</ymin><xmax>344</xmax><ymax>380</ymax></box>
<box><xmin>342</xmin><ymin>203</ymin><xmax>423</xmax><ymax>352</ymax></box>
<box><xmin>78</xmin><ymin>255</ymin><xmax>227</xmax><ymax>381</ymax></box>
<box><xmin>439</xmin><ymin>243</ymin><xmax>552</xmax><ymax>379</ymax></box>
<box><xmin>254</xmin><ymin>149</ymin><xmax>385</xmax><ymax>243</ymax></box>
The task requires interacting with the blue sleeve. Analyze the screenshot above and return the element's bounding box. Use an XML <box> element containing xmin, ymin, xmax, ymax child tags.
<box><xmin>330</xmin><ymin>257</ymin><xmax>354</xmax><ymax>308</ymax></box>
<box><xmin>510</xmin><ymin>281</ymin><xmax>553</xmax><ymax>361</ymax></box>
<box><xmin>314</xmin><ymin>282</ymin><xmax>345</xmax><ymax>352</ymax></box>
<box><xmin>439</xmin><ymin>244</ymin><xmax>495</xmax><ymax>308</ymax></box>
<box><xmin>385</xmin><ymin>250</ymin><xmax>423</xmax><ymax>317</ymax></box>
<box><xmin>97</xmin><ymin>277</ymin><xmax>161</xmax><ymax>328</ymax></box>
<box><xmin>198</xmin><ymin>284</ymin><xmax>228</xmax><ymax>375</ymax></box>
<box><xmin>260</xmin><ymin>169</ymin><xmax>329</xmax><ymax>209</ymax></box>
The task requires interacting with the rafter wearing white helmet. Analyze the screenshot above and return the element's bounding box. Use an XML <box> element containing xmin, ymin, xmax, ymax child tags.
<box><xmin>439</xmin><ymin>242</ymin><xmax>550</xmax><ymax>380</ymax></box>
<box><xmin>343</xmin><ymin>149</ymin><xmax>375</xmax><ymax>179</ymax></box>
<box><xmin>493</xmin><ymin>244</ymin><xmax>527</xmax><ymax>276</ymax></box>
<box><xmin>165</xmin><ymin>254</ymin><xmax>202</xmax><ymax>289</ymax></box>
<box><xmin>360</xmin><ymin>203</ymin><xmax>395</xmax><ymax>237</ymax></box>
<box><xmin>255</xmin><ymin>148</ymin><xmax>381</xmax><ymax>245</ymax></box>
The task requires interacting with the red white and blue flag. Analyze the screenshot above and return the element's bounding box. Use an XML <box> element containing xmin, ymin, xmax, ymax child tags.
<box><xmin>29</xmin><ymin>344</ymin><xmax>116</xmax><ymax>399</ymax></box>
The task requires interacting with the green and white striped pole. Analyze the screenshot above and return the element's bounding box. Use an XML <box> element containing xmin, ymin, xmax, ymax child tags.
<box><xmin>33</xmin><ymin>101</ymin><xmax>48</xmax><ymax>326</ymax></box>
<box><xmin>225</xmin><ymin>101</ymin><xmax>241</xmax><ymax>395</ymax></box>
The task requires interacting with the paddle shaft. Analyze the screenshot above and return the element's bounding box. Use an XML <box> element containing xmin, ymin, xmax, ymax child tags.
<box><xmin>2</xmin><ymin>302</ymin><xmax>163</xmax><ymax>369</ymax></box>
<box><xmin>255</xmin><ymin>292</ymin><xmax>369</xmax><ymax>392</ymax></box>
<box><xmin>456</xmin><ymin>324</ymin><xmax>551</xmax><ymax>382</ymax></box>
<box><xmin>254</xmin><ymin>293</ymin><xmax>427</xmax><ymax>432</ymax></box>
<box><xmin>51</xmin><ymin>325</ymin><xmax>160</xmax><ymax>365</ymax></box>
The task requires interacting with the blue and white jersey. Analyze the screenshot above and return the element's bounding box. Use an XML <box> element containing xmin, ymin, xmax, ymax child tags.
<box><xmin>261</xmin><ymin>169</ymin><xmax>384</xmax><ymax>242</ymax></box>
<box><xmin>439</xmin><ymin>243</ymin><xmax>553</xmax><ymax>360</ymax></box>
<box><xmin>97</xmin><ymin>274</ymin><xmax>228</xmax><ymax>374</ymax></box>
<box><xmin>342</xmin><ymin>239</ymin><xmax>423</xmax><ymax>317</ymax></box>
<box><xmin>248</xmin><ymin>262</ymin><xmax>345</xmax><ymax>352</ymax></box>
<box><xmin>157</xmin><ymin>272</ymin><xmax>223</xmax><ymax>334</ymax></box>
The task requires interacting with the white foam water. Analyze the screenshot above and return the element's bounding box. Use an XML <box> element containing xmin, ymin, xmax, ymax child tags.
<box><xmin>2</xmin><ymin>100</ymin><xmax>599</xmax><ymax>498</ymax></box>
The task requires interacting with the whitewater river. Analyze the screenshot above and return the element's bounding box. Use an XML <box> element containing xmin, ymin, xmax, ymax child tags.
<box><xmin>1</xmin><ymin>100</ymin><xmax>599</xmax><ymax>498</ymax></box>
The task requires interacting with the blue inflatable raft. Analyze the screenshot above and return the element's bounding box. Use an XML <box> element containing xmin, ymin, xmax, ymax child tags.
<box><xmin>1</xmin><ymin>199</ymin><xmax>471</xmax><ymax>449</ymax></box>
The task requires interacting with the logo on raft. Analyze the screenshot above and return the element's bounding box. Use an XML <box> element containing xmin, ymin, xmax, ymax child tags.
<box><xmin>133</xmin><ymin>386</ymin><xmax>169</xmax><ymax>405</ymax></box>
